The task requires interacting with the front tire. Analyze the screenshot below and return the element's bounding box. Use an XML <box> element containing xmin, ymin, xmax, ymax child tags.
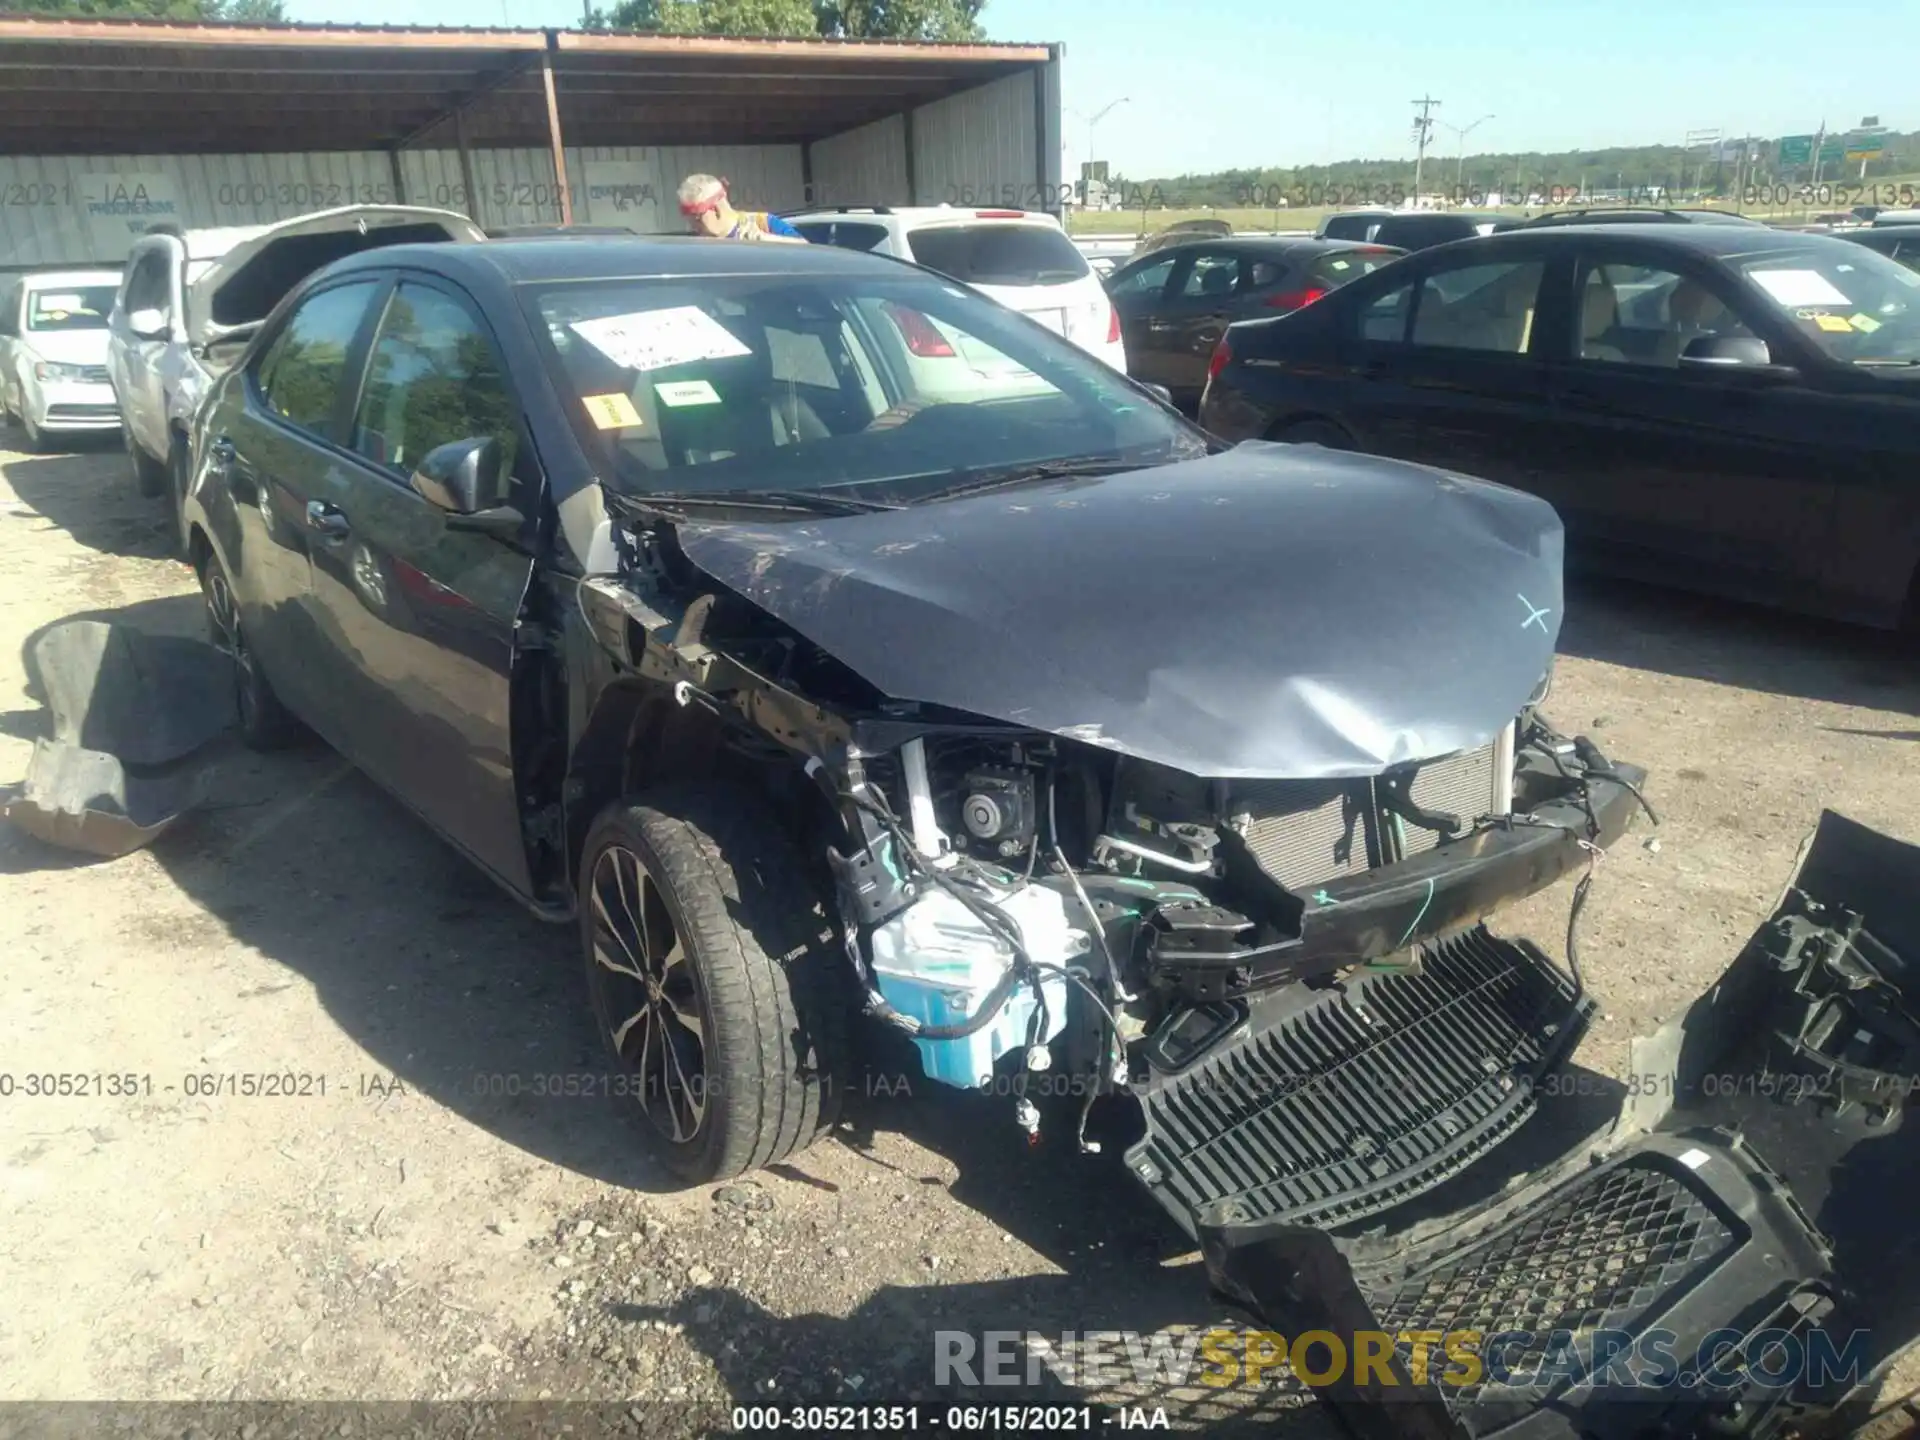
<box><xmin>579</xmin><ymin>783</ymin><xmax>848</xmax><ymax>1184</ymax></box>
<box><xmin>125</xmin><ymin>424</ymin><xmax>168</xmax><ymax>498</ymax></box>
<box><xmin>199</xmin><ymin>548</ymin><xmax>301</xmax><ymax>749</ymax></box>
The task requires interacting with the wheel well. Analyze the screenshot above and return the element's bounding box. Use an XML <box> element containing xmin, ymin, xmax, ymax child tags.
<box><xmin>562</xmin><ymin>678</ymin><xmax>833</xmax><ymax>901</ymax></box>
<box><xmin>186</xmin><ymin>522</ymin><xmax>212</xmax><ymax>576</ymax></box>
<box><xmin>564</xmin><ymin>680</ymin><xmax>727</xmax><ymax>879</ymax></box>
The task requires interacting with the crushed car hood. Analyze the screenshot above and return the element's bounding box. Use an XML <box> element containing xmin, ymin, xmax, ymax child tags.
<box><xmin>678</xmin><ymin>441</ymin><xmax>1563</xmax><ymax>779</ymax></box>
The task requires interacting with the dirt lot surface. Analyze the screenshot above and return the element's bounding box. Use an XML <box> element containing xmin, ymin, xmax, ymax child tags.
<box><xmin>2</xmin><ymin>434</ymin><xmax>1917</xmax><ymax>1434</ymax></box>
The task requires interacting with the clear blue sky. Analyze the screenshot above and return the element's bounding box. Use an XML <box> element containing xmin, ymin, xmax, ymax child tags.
<box><xmin>291</xmin><ymin>0</ymin><xmax>1913</xmax><ymax>178</ymax></box>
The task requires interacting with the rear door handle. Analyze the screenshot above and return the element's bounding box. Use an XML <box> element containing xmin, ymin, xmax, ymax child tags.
<box><xmin>305</xmin><ymin>500</ymin><xmax>351</xmax><ymax>539</ymax></box>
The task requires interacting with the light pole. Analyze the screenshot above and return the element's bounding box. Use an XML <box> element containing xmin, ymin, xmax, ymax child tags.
<box><xmin>1440</xmin><ymin>113</ymin><xmax>1495</xmax><ymax>197</ymax></box>
<box><xmin>1076</xmin><ymin>98</ymin><xmax>1130</xmax><ymax>209</ymax></box>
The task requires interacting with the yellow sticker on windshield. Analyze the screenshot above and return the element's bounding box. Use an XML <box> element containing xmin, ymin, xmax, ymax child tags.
<box><xmin>582</xmin><ymin>392</ymin><xmax>643</xmax><ymax>430</ymax></box>
<box><xmin>1813</xmin><ymin>313</ymin><xmax>1853</xmax><ymax>333</ymax></box>
<box><xmin>1850</xmin><ymin>312</ymin><xmax>1883</xmax><ymax>333</ymax></box>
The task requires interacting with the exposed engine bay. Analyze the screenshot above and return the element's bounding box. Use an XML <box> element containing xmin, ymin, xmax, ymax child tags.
<box><xmin>581</xmin><ymin>495</ymin><xmax>1652</xmax><ymax>1174</ymax></box>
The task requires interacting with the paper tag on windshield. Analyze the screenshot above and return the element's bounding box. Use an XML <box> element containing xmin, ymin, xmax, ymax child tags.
<box><xmin>1751</xmin><ymin>268</ymin><xmax>1850</xmax><ymax>308</ymax></box>
<box><xmin>1850</xmin><ymin>312</ymin><xmax>1883</xmax><ymax>333</ymax></box>
<box><xmin>582</xmin><ymin>392</ymin><xmax>643</xmax><ymax>430</ymax></box>
<box><xmin>1813</xmin><ymin>313</ymin><xmax>1853</xmax><ymax>333</ymax></box>
<box><xmin>655</xmin><ymin>380</ymin><xmax>720</xmax><ymax>408</ymax></box>
<box><xmin>570</xmin><ymin>306</ymin><xmax>751</xmax><ymax>373</ymax></box>
<box><xmin>35</xmin><ymin>293</ymin><xmax>84</xmax><ymax>311</ymax></box>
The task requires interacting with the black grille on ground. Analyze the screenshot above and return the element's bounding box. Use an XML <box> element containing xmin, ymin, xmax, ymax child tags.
<box><xmin>1368</xmin><ymin>1161</ymin><xmax>1736</xmax><ymax>1400</ymax></box>
<box><xmin>1228</xmin><ymin>779</ymin><xmax>1379</xmax><ymax>892</ymax></box>
<box><xmin>1127</xmin><ymin>928</ymin><xmax>1589</xmax><ymax>1234</ymax></box>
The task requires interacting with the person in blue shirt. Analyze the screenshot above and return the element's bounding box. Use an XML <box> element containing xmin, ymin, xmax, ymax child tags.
<box><xmin>677</xmin><ymin>174</ymin><xmax>806</xmax><ymax>243</ymax></box>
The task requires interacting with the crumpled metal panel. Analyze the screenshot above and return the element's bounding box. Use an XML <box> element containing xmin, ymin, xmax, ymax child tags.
<box><xmin>679</xmin><ymin>442</ymin><xmax>1563</xmax><ymax>780</ymax></box>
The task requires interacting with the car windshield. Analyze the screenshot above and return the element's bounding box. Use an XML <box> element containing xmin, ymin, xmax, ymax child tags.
<box><xmin>26</xmin><ymin>285</ymin><xmax>116</xmax><ymax>332</ymax></box>
<box><xmin>1734</xmin><ymin>245</ymin><xmax>1920</xmax><ymax>364</ymax></box>
<box><xmin>523</xmin><ymin>270</ymin><xmax>1202</xmax><ymax>505</ymax></box>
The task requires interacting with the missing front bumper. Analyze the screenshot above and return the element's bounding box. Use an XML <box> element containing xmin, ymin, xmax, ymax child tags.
<box><xmin>1183</xmin><ymin>810</ymin><xmax>1920</xmax><ymax>1440</ymax></box>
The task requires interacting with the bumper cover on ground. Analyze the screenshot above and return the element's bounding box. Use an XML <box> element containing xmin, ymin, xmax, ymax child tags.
<box><xmin>1185</xmin><ymin>810</ymin><xmax>1920</xmax><ymax>1440</ymax></box>
<box><xmin>1</xmin><ymin>620</ymin><xmax>235</xmax><ymax>857</ymax></box>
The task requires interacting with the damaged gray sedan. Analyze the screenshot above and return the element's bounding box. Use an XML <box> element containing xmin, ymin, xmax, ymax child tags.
<box><xmin>178</xmin><ymin>236</ymin><xmax>1647</xmax><ymax>1212</ymax></box>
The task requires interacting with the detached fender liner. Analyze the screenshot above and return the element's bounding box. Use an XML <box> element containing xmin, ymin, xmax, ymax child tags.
<box><xmin>1187</xmin><ymin>811</ymin><xmax>1920</xmax><ymax>1440</ymax></box>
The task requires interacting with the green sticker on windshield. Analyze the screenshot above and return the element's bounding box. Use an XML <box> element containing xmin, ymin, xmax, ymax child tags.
<box><xmin>655</xmin><ymin>379</ymin><xmax>721</xmax><ymax>407</ymax></box>
<box><xmin>1850</xmin><ymin>312</ymin><xmax>1883</xmax><ymax>333</ymax></box>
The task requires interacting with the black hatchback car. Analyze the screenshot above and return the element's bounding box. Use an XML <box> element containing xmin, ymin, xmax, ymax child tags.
<box><xmin>1104</xmin><ymin>237</ymin><xmax>1398</xmax><ymax>405</ymax></box>
<box><xmin>1839</xmin><ymin>223</ymin><xmax>1920</xmax><ymax>271</ymax></box>
<box><xmin>1201</xmin><ymin>224</ymin><xmax>1920</xmax><ymax>627</ymax></box>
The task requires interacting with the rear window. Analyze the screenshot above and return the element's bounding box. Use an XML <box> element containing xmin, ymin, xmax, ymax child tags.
<box><xmin>1305</xmin><ymin>249</ymin><xmax>1399</xmax><ymax>290</ymax></box>
<box><xmin>1321</xmin><ymin>215</ymin><xmax>1382</xmax><ymax>242</ymax></box>
<box><xmin>794</xmin><ymin>221</ymin><xmax>890</xmax><ymax>253</ymax></box>
<box><xmin>905</xmin><ymin>224</ymin><xmax>1090</xmax><ymax>286</ymax></box>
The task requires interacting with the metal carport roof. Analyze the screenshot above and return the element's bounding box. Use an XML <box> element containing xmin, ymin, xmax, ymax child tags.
<box><xmin>0</xmin><ymin>17</ymin><xmax>1054</xmax><ymax>155</ymax></box>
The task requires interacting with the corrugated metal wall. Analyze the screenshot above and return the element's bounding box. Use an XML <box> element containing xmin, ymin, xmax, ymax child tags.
<box><xmin>911</xmin><ymin>70</ymin><xmax>1045</xmax><ymax>209</ymax></box>
<box><xmin>1</xmin><ymin>64</ymin><xmax>1057</xmax><ymax>271</ymax></box>
<box><xmin>0</xmin><ymin>144</ymin><xmax>806</xmax><ymax>270</ymax></box>
<box><xmin>809</xmin><ymin>115</ymin><xmax>909</xmax><ymax>209</ymax></box>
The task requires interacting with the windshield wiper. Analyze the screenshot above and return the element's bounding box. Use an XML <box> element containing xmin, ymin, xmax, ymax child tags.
<box><xmin>630</xmin><ymin>487</ymin><xmax>904</xmax><ymax>517</ymax></box>
<box><xmin>1853</xmin><ymin>357</ymin><xmax>1920</xmax><ymax>367</ymax></box>
<box><xmin>917</xmin><ymin>454</ymin><xmax>1155</xmax><ymax>504</ymax></box>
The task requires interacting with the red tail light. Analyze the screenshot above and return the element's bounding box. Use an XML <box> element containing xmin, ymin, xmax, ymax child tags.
<box><xmin>1106</xmin><ymin>303</ymin><xmax>1121</xmax><ymax>345</ymax></box>
<box><xmin>1264</xmin><ymin>287</ymin><xmax>1328</xmax><ymax>312</ymax></box>
<box><xmin>1206</xmin><ymin>336</ymin><xmax>1232</xmax><ymax>384</ymax></box>
<box><xmin>973</xmin><ymin>209</ymin><xmax>1025</xmax><ymax>218</ymax></box>
<box><xmin>883</xmin><ymin>301</ymin><xmax>956</xmax><ymax>357</ymax></box>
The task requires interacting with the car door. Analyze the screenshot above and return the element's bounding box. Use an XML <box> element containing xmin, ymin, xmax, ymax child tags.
<box><xmin>1539</xmin><ymin>244</ymin><xmax>1838</xmax><ymax>599</ymax></box>
<box><xmin>1338</xmin><ymin>245</ymin><xmax>1563</xmax><ymax>494</ymax></box>
<box><xmin>109</xmin><ymin>238</ymin><xmax>185</xmax><ymax>462</ymax></box>
<box><xmin>205</xmin><ymin>276</ymin><xmax>389</xmax><ymax>728</ymax></box>
<box><xmin>1104</xmin><ymin>252</ymin><xmax>1181</xmax><ymax>386</ymax></box>
<box><xmin>1152</xmin><ymin>248</ymin><xmax>1248</xmax><ymax>397</ymax></box>
<box><xmin>306</xmin><ymin>275</ymin><xmax>540</xmax><ymax>896</ymax></box>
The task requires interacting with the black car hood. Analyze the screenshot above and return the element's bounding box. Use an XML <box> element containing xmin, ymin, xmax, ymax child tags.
<box><xmin>678</xmin><ymin>441</ymin><xmax>1564</xmax><ymax>780</ymax></box>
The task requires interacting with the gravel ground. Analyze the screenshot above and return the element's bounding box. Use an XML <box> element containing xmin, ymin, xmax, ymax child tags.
<box><xmin>2</xmin><ymin>433</ymin><xmax>1917</xmax><ymax>1433</ymax></box>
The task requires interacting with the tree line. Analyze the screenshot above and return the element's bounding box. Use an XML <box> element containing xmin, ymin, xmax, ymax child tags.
<box><xmin>1</xmin><ymin>0</ymin><xmax>986</xmax><ymax>39</ymax></box>
<box><xmin>1110</xmin><ymin>132</ymin><xmax>1916</xmax><ymax>209</ymax></box>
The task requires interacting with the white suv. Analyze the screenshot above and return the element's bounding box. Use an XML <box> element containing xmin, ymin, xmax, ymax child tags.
<box><xmin>0</xmin><ymin>269</ymin><xmax>123</xmax><ymax>451</ymax></box>
<box><xmin>786</xmin><ymin>206</ymin><xmax>1127</xmax><ymax>373</ymax></box>
<box><xmin>107</xmin><ymin>204</ymin><xmax>485</xmax><ymax>510</ymax></box>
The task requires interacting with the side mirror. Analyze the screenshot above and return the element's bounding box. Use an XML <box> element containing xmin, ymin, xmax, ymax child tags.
<box><xmin>411</xmin><ymin>436</ymin><xmax>524</xmax><ymax>539</ymax></box>
<box><xmin>1140</xmin><ymin>382</ymin><xmax>1174</xmax><ymax>406</ymax></box>
<box><xmin>411</xmin><ymin>436</ymin><xmax>503</xmax><ymax>515</ymax></box>
<box><xmin>128</xmin><ymin>307</ymin><xmax>170</xmax><ymax>341</ymax></box>
<box><xmin>1679</xmin><ymin>334</ymin><xmax>1789</xmax><ymax>373</ymax></box>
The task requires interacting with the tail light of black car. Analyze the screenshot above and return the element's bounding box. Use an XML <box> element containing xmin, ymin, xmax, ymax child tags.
<box><xmin>1263</xmin><ymin>286</ymin><xmax>1327</xmax><ymax>312</ymax></box>
<box><xmin>1206</xmin><ymin>335</ymin><xmax>1232</xmax><ymax>384</ymax></box>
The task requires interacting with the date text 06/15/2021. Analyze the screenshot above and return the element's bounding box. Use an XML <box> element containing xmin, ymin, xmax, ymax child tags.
<box><xmin>728</xmin><ymin>1404</ymin><xmax>1168</xmax><ymax>1432</ymax></box>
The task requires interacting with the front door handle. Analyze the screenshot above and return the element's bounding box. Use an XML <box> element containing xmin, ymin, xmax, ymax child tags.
<box><xmin>206</xmin><ymin>435</ymin><xmax>236</xmax><ymax>475</ymax></box>
<box><xmin>305</xmin><ymin>500</ymin><xmax>351</xmax><ymax>539</ymax></box>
